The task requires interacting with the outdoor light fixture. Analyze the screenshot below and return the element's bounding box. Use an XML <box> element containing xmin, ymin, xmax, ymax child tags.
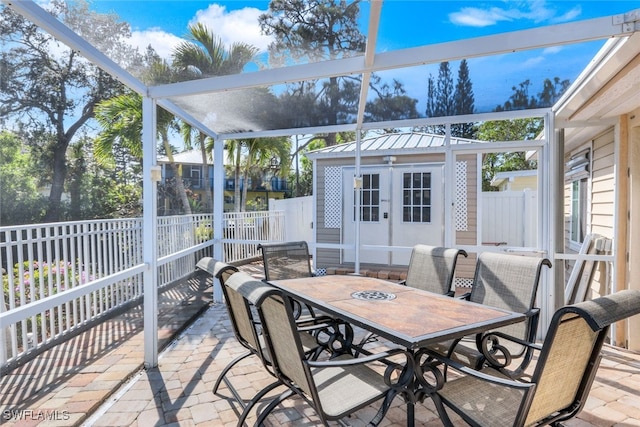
<box><xmin>150</xmin><ymin>165</ymin><xmax>162</xmax><ymax>182</ymax></box>
<box><xmin>383</xmin><ymin>155</ymin><xmax>396</xmax><ymax>165</ymax></box>
<box><xmin>354</xmin><ymin>176</ymin><xmax>363</xmax><ymax>189</ymax></box>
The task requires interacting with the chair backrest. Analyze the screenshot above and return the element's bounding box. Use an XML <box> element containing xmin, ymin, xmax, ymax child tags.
<box><xmin>258</xmin><ymin>241</ymin><xmax>313</xmax><ymax>280</ymax></box>
<box><xmin>405</xmin><ymin>245</ymin><xmax>468</xmax><ymax>295</ymax></box>
<box><xmin>222</xmin><ymin>270</ymin><xmax>272</xmax><ymax>358</ymax></box>
<box><xmin>470</xmin><ymin>252</ymin><xmax>551</xmax><ymax>340</ymax></box>
<box><xmin>564</xmin><ymin>234</ymin><xmax>612</xmax><ymax>305</ymax></box>
<box><xmin>525</xmin><ymin>290</ymin><xmax>640</xmax><ymax>426</ymax></box>
<box><xmin>255</xmin><ymin>288</ymin><xmax>314</xmax><ymax>398</ymax></box>
<box><xmin>196</xmin><ymin>257</ymin><xmax>238</xmax><ymax>283</ymax></box>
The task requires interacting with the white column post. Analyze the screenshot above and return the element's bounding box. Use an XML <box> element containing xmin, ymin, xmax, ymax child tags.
<box><xmin>212</xmin><ymin>138</ymin><xmax>225</xmax><ymax>303</ymax></box>
<box><xmin>142</xmin><ymin>96</ymin><xmax>159</xmax><ymax>369</ymax></box>
<box><xmin>354</xmin><ymin>132</ymin><xmax>362</xmax><ymax>275</ymax></box>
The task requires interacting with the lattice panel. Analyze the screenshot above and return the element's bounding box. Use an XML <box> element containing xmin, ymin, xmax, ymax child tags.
<box><xmin>455</xmin><ymin>161</ymin><xmax>468</xmax><ymax>231</ymax></box>
<box><xmin>324</xmin><ymin>167</ymin><xmax>342</xmax><ymax>228</ymax></box>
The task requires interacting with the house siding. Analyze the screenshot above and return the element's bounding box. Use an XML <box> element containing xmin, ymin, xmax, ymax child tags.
<box><xmin>563</xmin><ymin>128</ymin><xmax>615</xmax><ymax>299</ymax></box>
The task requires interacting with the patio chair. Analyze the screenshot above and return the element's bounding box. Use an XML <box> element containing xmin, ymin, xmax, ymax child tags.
<box><xmin>216</xmin><ymin>270</ymin><xmax>331</xmax><ymax>426</ymax></box>
<box><xmin>258</xmin><ymin>240</ymin><xmax>322</xmax><ymax>320</ymax></box>
<box><xmin>196</xmin><ymin>256</ymin><xmax>238</xmax><ymax>280</ymax></box>
<box><xmin>403</xmin><ymin>245</ymin><xmax>468</xmax><ymax>296</ymax></box>
<box><xmin>252</xmin><ymin>285</ymin><xmax>412</xmax><ymax>427</ymax></box>
<box><xmin>428</xmin><ymin>251</ymin><xmax>552</xmax><ymax>379</ymax></box>
<box><xmin>258</xmin><ymin>240</ymin><xmax>316</xmax><ymax>280</ymax></box>
<box><xmin>428</xmin><ymin>289</ymin><xmax>640</xmax><ymax>427</ymax></box>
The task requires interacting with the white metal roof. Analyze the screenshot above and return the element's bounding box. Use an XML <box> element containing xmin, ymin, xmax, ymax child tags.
<box><xmin>307</xmin><ymin>132</ymin><xmax>478</xmax><ymax>159</ymax></box>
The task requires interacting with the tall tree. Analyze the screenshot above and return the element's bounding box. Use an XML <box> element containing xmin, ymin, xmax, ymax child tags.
<box><xmin>365</xmin><ymin>75</ymin><xmax>419</xmax><ymax>132</ymax></box>
<box><xmin>259</xmin><ymin>0</ymin><xmax>366</xmax><ymax>147</ymax></box>
<box><xmin>452</xmin><ymin>59</ymin><xmax>476</xmax><ymax>138</ymax></box>
<box><xmin>424</xmin><ymin>61</ymin><xmax>475</xmax><ymax>137</ymax></box>
<box><xmin>0</xmin><ymin>0</ymin><xmax>137</xmax><ymax>222</ymax></box>
<box><xmin>172</xmin><ymin>23</ymin><xmax>259</xmax><ymax>212</ymax></box>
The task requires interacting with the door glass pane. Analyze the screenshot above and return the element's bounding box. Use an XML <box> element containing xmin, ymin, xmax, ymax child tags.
<box><xmin>358</xmin><ymin>173</ymin><xmax>380</xmax><ymax>222</ymax></box>
<box><xmin>403</xmin><ymin>172</ymin><xmax>431</xmax><ymax>223</ymax></box>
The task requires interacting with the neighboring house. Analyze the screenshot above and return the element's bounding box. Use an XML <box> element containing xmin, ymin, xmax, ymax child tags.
<box><xmin>157</xmin><ymin>150</ymin><xmax>289</xmax><ymax>212</ymax></box>
<box><xmin>555</xmin><ymin>32</ymin><xmax>640</xmax><ymax>349</ymax></box>
<box><xmin>489</xmin><ymin>169</ymin><xmax>538</xmax><ymax>191</ymax></box>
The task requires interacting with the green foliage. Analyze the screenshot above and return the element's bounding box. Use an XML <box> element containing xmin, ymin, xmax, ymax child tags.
<box><xmin>477</xmin><ymin>76</ymin><xmax>569</xmax><ymax>191</ymax></box>
<box><xmin>0</xmin><ymin>131</ymin><xmax>48</xmax><ymax>225</ymax></box>
<box><xmin>0</xmin><ymin>0</ymin><xmax>136</xmax><ymax>222</ymax></box>
<box><xmin>195</xmin><ymin>223</ymin><xmax>213</xmax><ymax>242</ymax></box>
<box><xmin>477</xmin><ymin>118</ymin><xmax>541</xmax><ymax>191</ymax></box>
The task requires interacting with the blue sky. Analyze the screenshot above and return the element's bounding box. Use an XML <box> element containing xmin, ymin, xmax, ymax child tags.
<box><xmin>89</xmin><ymin>0</ymin><xmax>640</xmax><ymax>113</ymax></box>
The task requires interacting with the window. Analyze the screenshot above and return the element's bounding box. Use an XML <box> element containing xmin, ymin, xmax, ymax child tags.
<box><xmin>566</xmin><ymin>148</ymin><xmax>590</xmax><ymax>246</ymax></box>
<box><xmin>188</xmin><ymin>166</ymin><xmax>201</xmax><ymax>188</ymax></box>
<box><xmin>354</xmin><ymin>173</ymin><xmax>380</xmax><ymax>222</ymax></box>
<box><xmin>570</xmin><ymin>178</ymin><xmax>588</xmax><ymax>244</ymax></box>
<box><xmin>403</xmin><ymin>172</ymin><xmax>431</xmax><ymax>223</ymax></box>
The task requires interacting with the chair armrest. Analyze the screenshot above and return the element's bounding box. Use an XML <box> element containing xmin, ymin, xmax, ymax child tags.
<box><xmin>425</xmin><ymin>350</ymin><xmax>535</xmax><ymax>391</ymax></box>
<box><xmin>305</xmin><ymin>347</ymin><xmax>410</xmax><ymax>368</ymax></box>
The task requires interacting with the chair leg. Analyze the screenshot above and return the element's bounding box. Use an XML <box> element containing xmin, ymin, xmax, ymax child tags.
<box><xmin>254</xmin><ymin>388</ymin><xmax>295</xmax><ymax>427</ymax></box>
<box><xmin>368</xmin><ymin>389</ymin><xmax>399</xmax><ymax>426</ymax></box>
<box><xmin>236</xmin><ymin>379</ymin><xmax>282</xmax><ymax>427</ymax></box>
<box><xmin>213</xmin><ymin>350</ymin><xmax>253</xmax><ymax>394</ymax></box>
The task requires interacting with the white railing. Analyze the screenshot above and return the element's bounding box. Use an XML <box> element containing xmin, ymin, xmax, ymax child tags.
<box><xmin>222</xmin><ymin>211</ymin><xmax>285</xmax><ymax>261</ymax></box>
<box><xmin>0</xmin><ymin>211</ymin><xmax>284</xmax><ymax>370</ymax></box>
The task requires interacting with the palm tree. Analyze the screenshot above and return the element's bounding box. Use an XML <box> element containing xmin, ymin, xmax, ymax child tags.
<box><xmin>95</xmin><ymin>55</ymin><xmax>196</xmax><ymax>215</ymax></box>
<box><xmin>172</xmin><ymin>23</ymin><xmax>259</xmax><ymax>212</ymax></box>
<box><xmin>94</xmin><ymin>91</ymin><xmax>192</xmax><ymax>215</ymax></box>
<box><xmin>180</xmin><ymin>124</ymin><xmax>214</xmax><ymax>211</ymax></box>
<box><xmin>225</xmin><ymin>137</ymin><xmax>291</xmax><ymax>211</ymax></box>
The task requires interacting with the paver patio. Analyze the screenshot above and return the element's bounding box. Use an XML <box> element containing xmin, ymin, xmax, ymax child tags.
<box><xmin>1</xmin><ymin>263</ymin><xmax>640</xmax><ymax>426</ymax></box>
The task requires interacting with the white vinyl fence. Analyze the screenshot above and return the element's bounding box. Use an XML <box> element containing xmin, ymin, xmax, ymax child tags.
<box><xmin>270</xmin><ymin>196</ymin><xmax>313</xmax><ymax>242</ymax></box>
<box><xmin>0</xmin><ymin>211</ymin><xmax>284</xmax><ymax>370</ymax></box>
<box><xmin>482</xmin><ymin>190</ymin><xmax>537</xmax><ymax>247</ymax></box>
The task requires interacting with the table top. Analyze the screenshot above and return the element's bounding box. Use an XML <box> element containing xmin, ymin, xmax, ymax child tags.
<box><xmin>268</xmin><ymin>275</ymin><xmax>525</xmax><ymax>350</ymax></box>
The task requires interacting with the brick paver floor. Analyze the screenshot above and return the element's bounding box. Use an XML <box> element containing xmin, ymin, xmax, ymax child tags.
<box><xmin>2</xmin><ymin>262</ymin><xmax>640</xmax><ymax>426</ymax></box>
<box><xmin>85</xmin><ymin>301</ymin><xmax>640</xmax><ymax>427</ymax></box>
<box><xmin>0</xmin><ymin>272</ymin><xmax>214</xmax><ymax>427</ymax></box>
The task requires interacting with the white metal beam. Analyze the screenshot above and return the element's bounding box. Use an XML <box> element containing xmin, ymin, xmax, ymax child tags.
<box><xmin>354</xmin><ymin>0</ymin><xmax>382</xmax><ymax>128</ymax></box>
<box><xmin>149</xmin><ymin>11</ymin><xmax>639</xmax><ymax>100</ymax></box>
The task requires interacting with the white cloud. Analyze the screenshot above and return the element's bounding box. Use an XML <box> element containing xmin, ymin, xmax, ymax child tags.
<box><xmin>189</xmin><ymin>4</ymin><xmax>273</xmax><ymax>53</ymax></box>
<box><xmin>543</xmin><ymin>46</ymin><xmax>563</xmax><ymax>55</ymax></box>
<box><xmin>130</xmin><ymin>28</ymin><xmax>185</xmax><ymax>60</ymax></box>
<box><xmin>449</xmin><ymin>1</ymin><xmax>582</xmax><ymax>27</ymax></box>
<box><xmin>449</xmin><ymin>7</ymin><xmax>517</xmax><ymax>27</ymax></box>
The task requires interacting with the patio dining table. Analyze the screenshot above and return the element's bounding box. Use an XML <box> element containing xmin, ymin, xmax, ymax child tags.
<box><xmin>267</xmin><ymin>274</ymin><xmax>525</xmax><ymax>426</ymax></box>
